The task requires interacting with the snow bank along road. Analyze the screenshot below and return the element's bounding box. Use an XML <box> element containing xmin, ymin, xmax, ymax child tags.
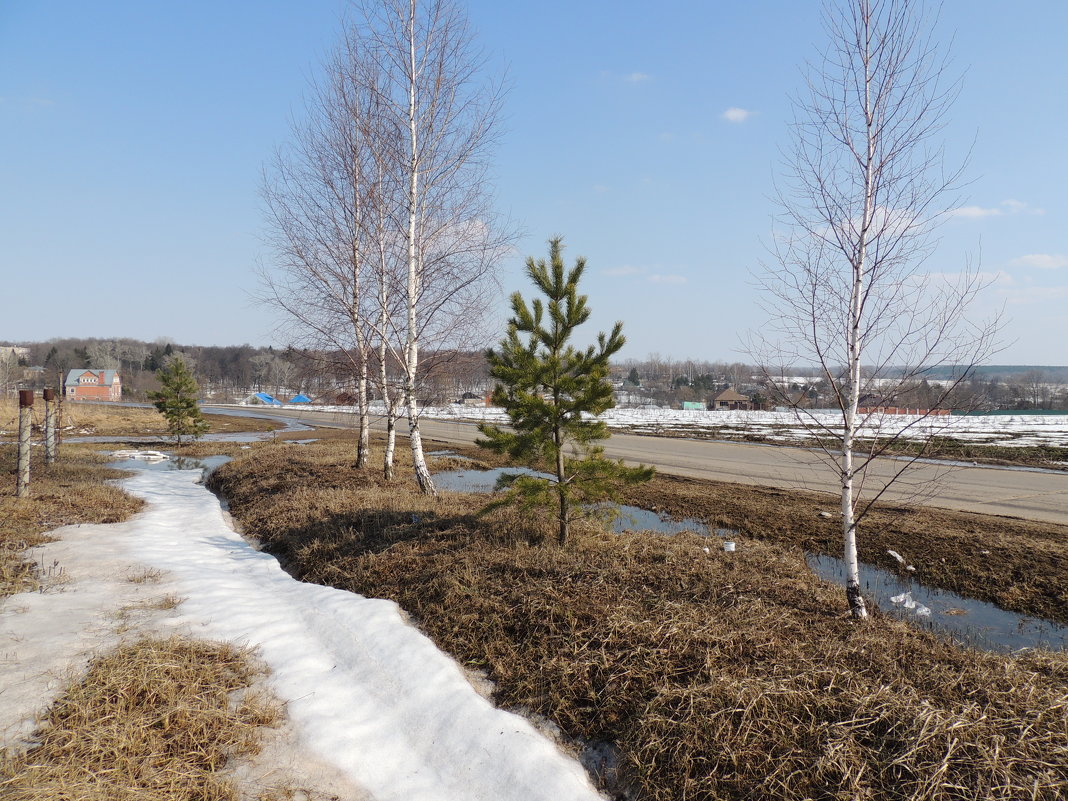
<box><xmin>213</xmin><ymin>406</ymin><xmax>1068</xmax><ymax>526</ymax></box>
<box><xmin>1</xmin><ymin>466</ymin><xmax>605</xmax><ymax>801</ymax></box>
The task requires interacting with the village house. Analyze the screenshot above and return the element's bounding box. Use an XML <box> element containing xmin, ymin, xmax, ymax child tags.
<box><xmin>711</xmin><ymin>388</ymin><xmax>752</xmax><ymax>411</ymax></box>
<box><xmin>64</xmin><ymin>369</ymin><xmax>122</xmax><ymax>402</ymax></box>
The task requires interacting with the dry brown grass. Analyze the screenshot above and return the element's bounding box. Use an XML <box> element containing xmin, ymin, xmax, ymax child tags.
<box><xmin>1</xmin><ymin>443</ymin><xmax>143</xmax><ymax>597</ymax></box>
<box><xmin>211</xmin><ymin>438</ymin><xmax>1068</xmax><ymax>801</ymax></box>
<box><xmin>0</xmin><ymin>399</ymin><xmax>280</xmax><ymax>441</ymax></box>
<box><xmin>0</xmin><ymin>637</ymin><xmax>280</xmax><ymax>801</ymax></box>
<box><xmin>626</xmin><ymin>473</ymin><xmax>1068</xmax><ymax>624</ymax></box>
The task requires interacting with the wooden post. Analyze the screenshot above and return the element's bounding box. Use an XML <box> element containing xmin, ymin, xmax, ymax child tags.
<box><xmin>16</xmin><ymin>390</ymin><xmax>33</xmax><ymax>498</ymax></box>
<box><xmin>43</xmin><ymin>388</ymin><xmax>57</xmax><ymax>465</ymax></box>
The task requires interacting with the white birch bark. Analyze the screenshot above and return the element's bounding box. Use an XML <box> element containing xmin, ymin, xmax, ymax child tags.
<box><xmin>402</xmin><ymin>0</ymin><xmax>435</xmax><ymax>495</ymax></box>
<box><xmin>751</xmin><ymin>0</ymin><xmax>999</xmax><ymax>620</ymax></box>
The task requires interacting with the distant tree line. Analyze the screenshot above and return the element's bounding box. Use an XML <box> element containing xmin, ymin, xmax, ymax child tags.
<box><xmin>614</xmin><ymin>356</ymin><xmax>1068</xmax><ymax>412</ymax></box>
<box><xmin>4</xmin><ymin>337</ymin><xmax>1065</xmax><ymax>412</ymax></box>
<box><xmin>1</xmin><ymin>336</ymin><xmax>493</xmax><ymax>405</ymax></box>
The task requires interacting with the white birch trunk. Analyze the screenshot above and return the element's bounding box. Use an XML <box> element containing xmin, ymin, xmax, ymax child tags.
<box><xmin>404</xmin><ymin>0</ymin><xmax>435</xmax><ymax>496</ymax></box>
<box><xmin>840</xmin><ymin>7</ymin><xmax>876</xmax><ymax>621</ymax></box>
<box><xmin>352</xmin><ymin>282</ymin><xmax>370</xmax><ymax>469</ymax></box>
<box><xmin>384</xmin><ymin>407</ymin><xmax>397</xmax><ymax>481</ymax></box>
<box><xmin>356</xmin><ymin>364</ymin><xmax>370</xmax><ymax>468</ymax></box>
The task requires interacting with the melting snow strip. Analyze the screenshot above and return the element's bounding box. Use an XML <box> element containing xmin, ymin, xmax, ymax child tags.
<box><xmin>117</xmin><ymin>469</ymin><xmax>604</xmax><ymax>801</ymax></box>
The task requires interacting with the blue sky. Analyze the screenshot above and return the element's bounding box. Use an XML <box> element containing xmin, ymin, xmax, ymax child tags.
<box><xmin>1</xmin><ymin>1</ymin><xmax>1065</xmax><ymax>364</ymax></box>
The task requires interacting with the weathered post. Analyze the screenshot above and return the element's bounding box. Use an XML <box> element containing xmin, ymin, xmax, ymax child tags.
<box><xmin>16</xmin><ymin>389</ymin><xmax>33</xmax><ymax>497</ymax></box>
<box><xmin>43</xmin><ymin>388</ymin><xmax>57</xmax><ymax>465</ymax></box>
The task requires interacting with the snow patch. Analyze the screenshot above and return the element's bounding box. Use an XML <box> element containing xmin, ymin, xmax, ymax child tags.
<box><xmin>118</xmin><ymin>469</ymin><xmax>605</xmax><ymax>801</ymax></box>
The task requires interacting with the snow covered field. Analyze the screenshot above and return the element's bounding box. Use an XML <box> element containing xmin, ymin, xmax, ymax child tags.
<box><xmin>271</xmin><ymin>403</ymin><xmax>1068</xmax><ymax>448</ymax></box>
<box><xmin>1</xmin><ymin>462</ymin><xmax>605</xmax><ymax>801</ymax></box>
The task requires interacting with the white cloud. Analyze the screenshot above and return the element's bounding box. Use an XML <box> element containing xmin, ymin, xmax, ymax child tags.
<box><xmin>1009</xmin><ymin>253</ymin><xmax>1068</xmax><ymax>270</ymax></box>
<box><xmin>647</xmin><ymin>274</ymin><xmax>687</xmax><ymax>285</ymax></box>
<box><xmin>601</xmin><ymin>265</ymin><xmax>642</xmax><ymax>277</ymax></box>
<box><xmin>1000</xmin><ymin>199</ymin><xmax>1045</xmax><ymax>216</ymax></box>
<box><xmin>722</xmin><ymin>107</ymin><xmax>754</xmax><ymax>123</ymax></box>
<box><xmin>949</xmin><ymin>199</ymin><xmax>1045</xmax><ymax>219</ymax></box>
<box><xmin>949</xmin><ymin>205</ymin><xmax>1003</xmax><ymax>219</ymax></box>
<box><xmin>1000</xmin><ymin>285</ymin><xmax>1068</xmax><ymax>305</ymax></box>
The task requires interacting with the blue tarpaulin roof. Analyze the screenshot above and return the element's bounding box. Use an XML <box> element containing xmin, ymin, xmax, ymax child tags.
<box><xmin>289</xmin><ymin>394</ymin><xmax>312</xmax><ymax>403</ymax></box>
<box><xmin>251</xmin><ymin>392</ymin><xmax>282</xmax><ymax>405</ymax></box>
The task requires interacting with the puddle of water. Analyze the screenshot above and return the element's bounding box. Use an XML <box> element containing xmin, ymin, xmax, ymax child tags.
<box><xmin>433</xmin><ymin>468</ymin><xmax>735</xmax><ymax>539</ymax></box>
<box><xmin>806</xmin><ymin>553</ymin><xmax>1067</xmax><ymax>652</ymax></box>
<box><xmin>602</xmin><ymin>504</ymin><xmax>714</xmax><ymax>537</ymax></box>
<box><xmin>108</xmin><ymin>454</ymin><xmax>232</xmax><ymax>475</ymax></box>
<box><xmin>432</xmin><ymin>467</ymin><xmax>549</xmax><ymax>493</ymax></box>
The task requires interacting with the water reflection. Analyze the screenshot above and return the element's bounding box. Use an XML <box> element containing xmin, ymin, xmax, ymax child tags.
<box><xmin>807</xmin><ymin>553</ymin><xmax>1066</xmax><ymax>652</ymax></box>
<box><xmin>108</xmin><ymin>453</ymin><xmax>232</xmax><ymax>476</ymax></box>
<box><xmin>433</xmin><ymin>468</ymin><xmax>735</xmax><ymax>539</ymax></box>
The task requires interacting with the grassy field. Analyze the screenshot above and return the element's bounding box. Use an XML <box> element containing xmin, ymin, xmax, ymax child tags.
<box><xmin>209</xmin><ymin>435</ymin><xmax>1068</xmax><ymax>801</ymax></box>
<box><xmin>0</xmin><ymin>637</ymin><xmax>280</xmax><ymax>801</ymax></box>
<box><xmin>0</xmin><ymin>398</ymin><xmax>281</xmax><ymax>441</ymax></box>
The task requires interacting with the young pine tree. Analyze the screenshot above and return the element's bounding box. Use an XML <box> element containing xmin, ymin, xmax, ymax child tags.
<box><xmin>149</xmin><ymin>357</ymin><xmax>209</xmax><ymax>448</ymax></box>
<box><xmin>477</xmin><ymin>238</ymin><xmax>653</xmax><ymax>545</ymax></box>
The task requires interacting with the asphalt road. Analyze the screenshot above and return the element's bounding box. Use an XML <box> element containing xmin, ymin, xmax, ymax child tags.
<box><xmin>206</xmin><ymin>406</ymin><xmax>1068</xmax><ymax>526</ymax></box>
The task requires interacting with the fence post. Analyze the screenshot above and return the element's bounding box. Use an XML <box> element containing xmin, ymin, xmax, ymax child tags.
<box><xmin>43</xmin><ymin>388</ymin><xmax>57</xmax><ymax>465</ymax></box>
<box><xmin>17</xmin><ymin>390</ymin><xmax>33</xmax><ymax>497</ymax></box>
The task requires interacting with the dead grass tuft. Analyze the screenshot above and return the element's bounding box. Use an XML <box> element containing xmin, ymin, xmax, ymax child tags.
<box><xmin>0</xmin><ymin>399</ymin><xmax>282</xmax><ymax>442</ymax></box>
<box><xmin>128</xmin><ymin>567</ymin><xmax>164</xmax><ymax>584</ymax></box>
<box><xmin>212</xmin><ymin>437</ymin><xmax>1068</xmax><ymax>801</ymax></box>
<box><xmin>0</xmin><ymin>637</ymin><xmax>280</xmax><ymax>801</ymax></box>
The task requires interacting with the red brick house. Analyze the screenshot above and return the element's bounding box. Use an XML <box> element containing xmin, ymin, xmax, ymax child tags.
<box><xmin>65</xmin><ymin>369</ymin><xmax>122</xmax><ymax>401</ymax></box>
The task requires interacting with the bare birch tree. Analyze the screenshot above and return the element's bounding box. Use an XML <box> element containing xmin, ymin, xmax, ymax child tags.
<box><xmin>261</xmin><ymin>30</ymin><xmax>381</xmax><ymax>468</ymax></box>
<box><xmin>752</xmin><ymin>0</ymin><xmax>1000</xmax><ymax>619</ymax></box>
<box><xmin>264</xmin><ymin>0</ymin><xmax>508</xmax><ymax>490</ymax></box>
<box><xmin>359</xmin><ymin>0</ymin><xmax>509</xmax><ymax>495</ymax></box>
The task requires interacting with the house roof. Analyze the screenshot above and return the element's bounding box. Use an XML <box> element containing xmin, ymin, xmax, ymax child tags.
<box><xmin>713</xmin><ymin>388</ymin><xmax>750</xmax><ymax>402</ymax></box>
<box><xmin>64</xmin><ymin>369</ymin><xmax>120</xmax><ymax>387</ymax></box>
<box><xmin>248</xmin><ymin>392</ymin><xmax>282</xmax><ymax>405</ymax></box>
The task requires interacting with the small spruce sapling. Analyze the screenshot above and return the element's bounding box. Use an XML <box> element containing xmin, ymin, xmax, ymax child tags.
<box><xmin>477</xmin><ymin>238</ymin><xmax>653</xmax><ymax>544</ymax></box>
<box><xmin>149</xmin><ymin>357</ymin><xmax>209</xmax><ymax>448</ymax></box>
